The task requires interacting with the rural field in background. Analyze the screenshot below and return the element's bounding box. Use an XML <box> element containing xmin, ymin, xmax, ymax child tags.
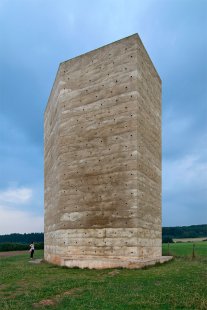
<box><xmin>162</xmin><ymin>241</ymin><xmax>206</xmax><ymax>257</ymax></box>
<box><xmin>0</xmin><ymin>242</ymin><xmax>206</xmax><ymax>310</ymax></box>
<box><xmin>173</xmin><ymin>237</ymin><xmax>207</xmax><ymax>242</ymax></box>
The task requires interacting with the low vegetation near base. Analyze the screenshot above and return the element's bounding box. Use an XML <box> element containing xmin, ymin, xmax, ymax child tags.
<box><xmin>0</xmin><ymin>242</ymin><xmax>206</xmax><ymax>310</ymax></box>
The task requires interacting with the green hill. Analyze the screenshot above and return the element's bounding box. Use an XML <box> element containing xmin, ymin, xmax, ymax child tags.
<box><xmin>0</xmin><ymin>225</ymin><xmax>206</xmax><ymax>244</ymax></box>
<box><xmin>162</xmin><ymin>224</ymin><xmax>207</xmax><ymax>240</ymax></box>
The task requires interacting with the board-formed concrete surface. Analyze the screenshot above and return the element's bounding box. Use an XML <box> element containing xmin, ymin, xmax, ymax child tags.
<box><xmin>44</xmin><ymin>34</ymin><xmax>167</xmax><ymax>268</ymax></box>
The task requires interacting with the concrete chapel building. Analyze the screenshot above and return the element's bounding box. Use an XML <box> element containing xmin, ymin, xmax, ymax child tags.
<box><xmin>44</xmin><ymin>34</ymin><xmax>171</xmax><ymax>268</ymax></box>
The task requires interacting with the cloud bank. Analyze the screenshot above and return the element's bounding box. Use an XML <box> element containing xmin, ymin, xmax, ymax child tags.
<box><xmin>0</xmin><ymin>0</ymin><xmax>206</xmax><ymax>232</ymax></box>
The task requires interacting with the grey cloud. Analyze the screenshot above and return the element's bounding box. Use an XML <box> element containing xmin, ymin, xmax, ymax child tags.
<box><xmin>0</xmin><ymin>0</ymin><xmax>206</xmax><ymax>230</ymax></box>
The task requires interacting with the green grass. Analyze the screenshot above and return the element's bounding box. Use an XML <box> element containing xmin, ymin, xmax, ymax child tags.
<box><xmin>0</xmin><ymin>243</ymin><xmax>206</xmax><ymax>310</ymax></box>
<box><xmin>162</xmin><ymin>241</ymin><xmax>207</xmax><ymax>257</ymax></box>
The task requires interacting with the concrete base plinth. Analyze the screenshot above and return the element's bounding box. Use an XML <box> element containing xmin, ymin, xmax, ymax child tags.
<box><xmin>61</xmin><ymin>255</ymin><xmax>173</xmax><ymax>269</ymax></box>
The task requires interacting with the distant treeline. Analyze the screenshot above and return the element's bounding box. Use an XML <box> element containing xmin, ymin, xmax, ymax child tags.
<box><xmin>0</xmin><ymin>242</ymin><xmax>44</xmax><ymax>252</ymax></box>
<box><xmin>0</xmin><ymin>233</ymin><xmax>44</xmax><ymax>244</ymax></box>
<box><xmin>0</xmin><ymin>225</ymin><xmax>206</xmax><ymax>244</ymax></box>
<box><xmin>162</xmin><ymin>224</ymin><xmax>207</xmax><ymax>242</ymax></box>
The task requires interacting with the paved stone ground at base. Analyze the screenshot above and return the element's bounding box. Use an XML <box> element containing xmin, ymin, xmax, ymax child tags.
<box><xmin>62</xmin><ymin>256</ymin><xmax>173</xmax><ymax>269</ymax></box>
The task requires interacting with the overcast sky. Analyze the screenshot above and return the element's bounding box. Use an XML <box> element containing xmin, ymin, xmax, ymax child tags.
<box><xmin>0</xmin><ymin>0</ymin><xmax>206</xmax><ymax>234</ymax></box>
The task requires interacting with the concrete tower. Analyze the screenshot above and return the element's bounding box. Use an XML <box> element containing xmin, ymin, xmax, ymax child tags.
<box><xmin>44</xmin><ymin>34</ymin><xmax>170</xmax><ymax>268</ymax></box>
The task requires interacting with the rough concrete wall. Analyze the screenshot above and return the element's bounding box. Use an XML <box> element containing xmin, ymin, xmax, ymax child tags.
<box><xmin>44</xmin><ymin>34</ymin><xmax>161</xmax><ymax>265</ymax></box>
<box><xmin>136</xmin><ymin>39</ymin><xmax>162</xmax><ymax>258</ymax></box>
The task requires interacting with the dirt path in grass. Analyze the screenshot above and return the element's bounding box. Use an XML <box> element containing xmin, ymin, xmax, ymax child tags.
<box><xmin>0</xmin><ymin>250</ymin><xmax>28</xmax><ymax>257</ymax></box>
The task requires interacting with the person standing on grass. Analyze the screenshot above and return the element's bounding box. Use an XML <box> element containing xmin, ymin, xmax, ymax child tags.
<box><xmin>29</xmin><ymin>241</ymin><xmax>35</xmax><ymax>259</ymax></box>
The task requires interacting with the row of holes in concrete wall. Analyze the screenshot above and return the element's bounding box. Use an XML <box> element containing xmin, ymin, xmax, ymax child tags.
<box><xmin>63</xmin><ymin>221</ymin><xmax>134</xmax><ymax>228</ymax></box>
<box><xmin>63</xmin><ymin>94</ymin><xmax>134</xmax><ymax>107</ymax></box>
<box><xmin>62</xmin><ymin>52</ymin><xmax>134</xmax><ymax>74</ymax></box>
<box><xmin>64</xmin><ymin>249</ymin><xmax>136</xmax><ymax>254</ymax></box>
<box><xmin>63</xmin><ymin>241</ymin><xmax>135</xmax><ymax>245</ymax></box>
<box><xmin>63</xmin><ymin>74</ymin><xmax>134</xmax><ymax>84</ymax></box>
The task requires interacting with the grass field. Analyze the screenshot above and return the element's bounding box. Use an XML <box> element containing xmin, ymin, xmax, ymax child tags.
<box><xmin>0</xmin><ymin>243</ymin><xmax>206</xmax><ymax>310</ymax></box>
<box><xmin>162</xmin><ymin>241</ymin><xmax>207</xmax><ymax>257</ymax></box>
<box><xmin>173</xmin><ymin>237</ymin><xmax>207</xmax><ymax>243</ymax></box>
